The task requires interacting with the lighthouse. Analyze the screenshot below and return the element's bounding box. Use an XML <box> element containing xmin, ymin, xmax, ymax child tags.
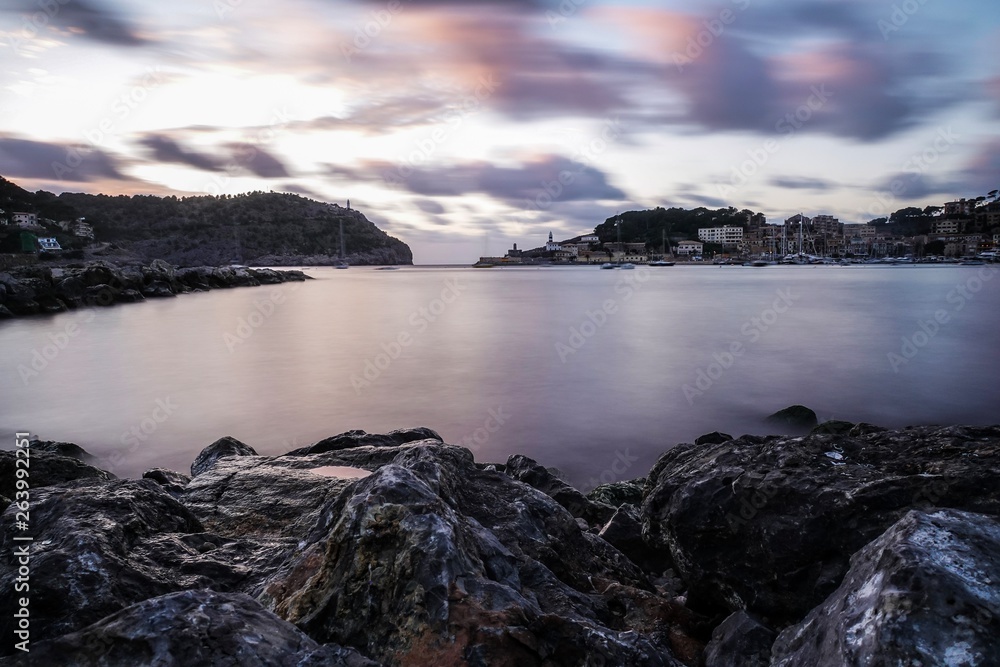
<box><xmin>545</xmin><ymin>231</ymin><xmax>561</xmax><ymax>252</ymax></box>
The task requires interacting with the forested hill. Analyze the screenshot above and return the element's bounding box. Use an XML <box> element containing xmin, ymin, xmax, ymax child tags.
<box><xmin>593</xmin><ymin>206</ymin><xmax>764</xmax><ymax>245</ymax></box>
<box><xmin>1</xmin><ymin>176</ymin><xmax>412</xmax><ymax>266</ymax></box>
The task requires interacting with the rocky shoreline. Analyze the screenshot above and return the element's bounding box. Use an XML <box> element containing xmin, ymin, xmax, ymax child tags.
<box><xmin>0</xmin><ymin>260</ymin><xmax>311</xmax><ymax>319</ymax></box>
<box><xmin>1</xmin><ymin>418</ymin><xmax>998</xmax><ymax>665</ymax></box>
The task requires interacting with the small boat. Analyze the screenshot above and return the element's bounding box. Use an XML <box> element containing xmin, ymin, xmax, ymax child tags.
<box><xmin>619</xmin><ymin>263</ymin><xmax>636</xmax><ymax>270</ymax></box>
<box><xmin>750</xmin><ymin>260</ymin><xmax>770</xmax><ymax>267</ymax></box>
<box><xmin>961</xmin><ymin>259</ymin><xmax>985</xmax><ymax>266</ymax></box>
<box><xmin>375</xmin><ymin>266</ymin><xmax>400</xmax><ymax>271</ymax></box>
<box><xmin>649</xmin><ymin>260</ymin><xmax>675</xmax><ymax>267</ymax></box>
<box><xmin>600</xmin><ymin>263</ymin><xmax>616</xmax><ymax>269</ymax></box>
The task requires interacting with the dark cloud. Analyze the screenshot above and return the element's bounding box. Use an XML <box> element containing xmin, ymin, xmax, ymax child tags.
<box><xmin>963</xmin><ymin>140</ymin><xmax>1000</xmax><ymax>195</ymax></box>
<box><xmin>138</xmin><ymin>135</ymin><xmax>223</xmax><ymax>172</ymax></box>
<box><xmin>4</xmin><ymin>0</ymin><xmax>147</xmax><ymax>47</ymax></box>
<box><xmin>770</xmin><ymin>176</ymin><xmax>837</xmax><ymax>191</ymax></box>
<box><xmin>0</xmin><ymin>135</ymin><xmax>127</xmax><ymax>183</ymax></box>
<box><xmin>415</xmin><ymin>199</ymin><xmax>446</xmax><ymax>214</ymax></box>
<box><xmin>225</xmin><ymin>144</ymin><xmax>291</xmax><ymax>178</ymax></box>
<box><xmin>378</xmin><ymin>154</ymin><xmax>627</xmax><ymax>204</ymax></box>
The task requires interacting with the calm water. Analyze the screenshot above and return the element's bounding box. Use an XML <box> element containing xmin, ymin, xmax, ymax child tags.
<box><xmin>2</xmin><ymin>265</ymin><xmax>998</xmax><ymax>489</ymax></box>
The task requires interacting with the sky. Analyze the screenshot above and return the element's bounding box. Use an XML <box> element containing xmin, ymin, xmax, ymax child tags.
<box><xmin>0</xmin><ymin>0</ymin><xmax>998</xmax><ymax>264</ymax></box>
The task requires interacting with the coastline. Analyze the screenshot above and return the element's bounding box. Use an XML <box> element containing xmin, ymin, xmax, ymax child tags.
<box><xmin>0</xmin><ymin>260</ymin><xmax>311</xmax><ymax>320</ymax></box>
<box><xmin>2</xmin><ymin>415</ymin><xmax>997</xmax><ymax>665</ymax></box>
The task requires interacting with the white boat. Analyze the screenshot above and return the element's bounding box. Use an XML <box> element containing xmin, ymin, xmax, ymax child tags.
<box><xmin>620</xmin><ymin>263</ymin><xmax>636</xmax><ymax>270</ymax></box>
<box><xmin>600</xmin><ymin>263</ymin><xmax>616</xmax><ymax>269</ymax></box>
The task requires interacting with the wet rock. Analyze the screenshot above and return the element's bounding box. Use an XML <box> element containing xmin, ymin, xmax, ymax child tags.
<box><xmin>810</xmin><ymin>420</ymin><xmax>854</xmax><ymax>435</ymax></box>
<box><xmin>642</xmin><ymin>424</ymin><xmax>1000</xmax><ymax>623</ymax></box>
<box><xmin>1</xmin><ymin>589</ymin><xmax>378</xmax><ymax>667</ymax></box>
<box><xmin>290</xmin><ymin>427</ymin><xmax>443</xmax><ymax>455</ymax></box>
<box><xmin>141</xmin><ymin>279</ymin><xmax>175</xmax><ymax>297</ymax></box>
<box><xmin>772</xmin><ymin>509</ymin><xmax>1000</xmax><ymax>666</ymax></box>
<box><xmin>190</xmin><ymin>436</ymin><xmax>257</xmax><ymax>477</ymax></box>
<box><xmin>599</xmin><ymin>504</ymin><xmax>670</xmax><ymax>574</ymax></box>
<box><xmin>703</xmin><ymin>611</ymin><xmax>775</xmax><ymax>667</ymax></box>
<box><xmin>142</xmin><ymin>468</ymin><xmax>191</xmax><ymax>496</ymax></box>
<box><xmin>506</xmin><ymin>454</ymin><xmax>616</xmax><ymax>526</ymax></box>
<box><xmin>0</xmin><ymin>449</ymin><xmax>113</xmax><ymax>499</ymax></box>
<box><xmin>0</xmin><ymin>304</ymin><xmax>13</xmax><ymax>318</ymax></box>
<box><xmin>587</xmin><ymin>479</ymin><xmax>645</xmax><ymax>508</ymax></box>
<box><xmin>695</xmin><ymin>432</ymin><xmax>732</xmax><ymax>446</ymax></box>
<box><xmin>30</xmin><ymin>440</ymin><xmax>94</xmax><ymax>461</ymax></box>
<box><xmin>764</xmin><ymin>405</ymin><xmax>817</xmax><ymax>430</ymax></box>
<box><xmin>116</xmin><ymin>288</ymin><xmax>145</xmax><ymax>303</ymax></box>
<box><xmin>260</xmin><ymin>443</ymin><xmax>690</xmax><ymax>666</ymax></box>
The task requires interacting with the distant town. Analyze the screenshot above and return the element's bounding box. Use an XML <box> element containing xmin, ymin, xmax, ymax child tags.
<box><xmin>476</xmin><ymin>195</ymin><xmax>1000</xmax><ymax>266</ymax></box>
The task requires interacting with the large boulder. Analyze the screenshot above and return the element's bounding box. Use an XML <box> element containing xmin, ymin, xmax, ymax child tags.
<box><xmin>1</xmin><ymin>589</ymin><xmax>377</xmax><ymax>667</ymax></box>
<box><xmin>260</xmin><ymin>443</ymin><xmax>697</xmax><ymax>666</ymax></box>
<box><xmin>0</xmin><ymin>449</ymin><xmax>113</xmax><ymax>500</ymax></box>
<box><xmin>190</xmin><ymin>436</ymin><xmax>257</xmax><ymax>477</ymax></box>
<box><xmin>289</xmin><ymin>427</ymin><xmax>443</xmax><ymax>455</ymax></box>
<box><xmin>764</xmin><ymin>405</ymin><xmax>817</xmax><ymax>430</ymax></box>
<box><xmin>772</xmin><ymin>509</ymin><xmax>1000</xmax><ymax>666</ymax></box>
<box><xmin>703</xmin><ymin>611</ymin><xmax>775</xmax><ymax>667</ymax></box>
<box><xmin>642</xmin><ymin>425</ymin><xmax>1000</xmax><ymax>623</ymax></box>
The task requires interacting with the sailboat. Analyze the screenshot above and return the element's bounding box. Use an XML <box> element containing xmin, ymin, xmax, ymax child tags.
<box><xmin>335</xmin><ymin>219</ymin><xmax>349</xmax><ymax>269</ymax></box>
<box><xmin>650</xmin><ymin>229</ymin><xmax>675</xmax><ymax>266</ymax></box>
<box><xmin>616</xmin><ymin>215</ymin><xmax>635</xmax><ymax>269</ymax></box>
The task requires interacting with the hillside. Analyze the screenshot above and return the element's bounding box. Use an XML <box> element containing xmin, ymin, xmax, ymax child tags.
<box><xmin>593</xmin><ymin>206</ymin><xmax>763</xmax><ymax>246</ymax></box>
<box><xmin>0</xmin><ymin>176</ymin><xmax>412</xmax><ymax>266</ymax></box>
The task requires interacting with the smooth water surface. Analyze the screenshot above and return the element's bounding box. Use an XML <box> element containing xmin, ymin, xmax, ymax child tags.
<box><xmin>2</xmin><ymin>264</ymin><xmax>998</xmax><ymax>489</ymax></box>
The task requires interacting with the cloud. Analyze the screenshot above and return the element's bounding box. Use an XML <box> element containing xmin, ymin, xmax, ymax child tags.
<box><xmin>377</xmin><ymin>154</ymin><xmax>627</xmax><ymax>204</ymax></box>
<box><xmin>415</xmin><ymin>199</ymin><xmax>446</xmax><ymax>214</ymax></box>
<box><xmin>3</xmin><ymin>0</ymin><xmax>147</xmax><ymax>47</ymax></box>
<box><xmin>770</xmin><ymin>176</ymin><xmax>837</xmax><ymax>191</ymax></box>
<box><xmin>225</xmin><ymin>144</ymin><xmax>291</xmax><ymax>178</ymax></box>
<box><xmin>138</xmin><ymin>135</ymin><xmax>223</xmax><ymax>172</ymax></box>
<box><xmin>0</xmin><ymin>135</ymin><xmax>127</xmax><ymax>183</ymax></box>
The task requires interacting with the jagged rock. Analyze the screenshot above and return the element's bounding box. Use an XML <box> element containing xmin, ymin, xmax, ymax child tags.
<box><xmin>190</xmin><ymin>436</ymin><xmax>257</xmax><ymax>477</ymax></box>
<box><xmin>260</xmin><ymin>443</ymin><xmax>692</xmax><ymax>666</ymax></box>
<box><xmin>703</xmin><ymin>611</ymin><xmax>775</xmax><ymax>667</ymax></box>
<box><xmin>848</xmin><ymin>422</ymin><xmax>887</xmax><ymax>436</ymax></box>
<box><xmin>0</xmin><ymin>589</ymin><xmax>378</xmax><ymax>667</ymax></box>
<box><xmin>695</xmin><ymin>432</ymin><xmax>733</xmax><ymax>446</ymax></box>
<box><xmin>141</xmin><ymin>279</ymin><xmax>175</xmax><ymax>297</ymax></box>
<box><xmin>182</xmin><ymin>456</ymin><xmax>357</xmax><ymax>539</ymax></box>
<box><xmin>599</xmin><ymin>505</ymin><xmax>670</xmax><ymax>574</ymax></box>
<box><xmin>142</xmin><ymin>468</ymin><xmax>191</xmax><ymax>496</ymax></box>
<box><xmin>588</xmin><ymin>479</ymin><xmax>645</xmax><ymax>508</ymax></box>
<box><xmin>0</xmin><ymin>304</ymin><xmax>13</xmax><ymax>318</ymax></box>
<box><xmin>810</xmin><ymin>420</ymin><xmax>854</xmax><ymax>435</ymax></box>
<box><xmin>289</xmin><ymin>427</ymin><xmax>443</xmax><ymax>455</ymax></box>
<box><xmin>116</xmin><ymin>288</ymin><xmax>145</xmax><ymax>303</ymax></box>
<box><xmin>30</xmin><ymin>440</ymin><xmax>94</xmax><ymax>461</ymax></box>
<box><xmin>84</xmin><ymin>283</ymin><xmax>119</xmax><ymax>306</ymax></box>
<box><xmin>642</xmin><ymin>425</ymin><xmax>1000</xmax><ymax>623</ymax></box>
<box><xmin>764</xmin><ymin>405</ymin><xmax>817</xmax><ymax>430</ymax></box>
<box><xmin>506</xmin><ymin>454</ymin><xmax>616</xmax><ymax>527</ymax></box>
<box><xmin>0</xmin><ymin>449</ymin><xmax>113</xmax><ymax>499</ymax></box>
<box><xmin>772</xmin><ymin>509</ymin><xmax>1000</xmax><ymax>666</ymax></box>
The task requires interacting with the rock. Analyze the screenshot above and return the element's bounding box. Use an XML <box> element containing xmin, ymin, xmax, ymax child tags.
<box><xmin>848</xmin><ymin>422</ymin><xmax>887</xmax><ymax>437</ymax></box>
<box><xmin>695</xmin><ymin>432</ymin><xmax>733</xmax><ymax>446</ymax></box>
<box><xmin>84</xmin><ymin>283</ymin><xmax>119</xmax><ymax>306</ymax></box>
<box><xmin>0</xmin><ymin>449</ymin><xmax>113</xmax><ymax>499</ymax></box>
<box><xmin>0</xmin><ymin>479</ymin><xmax>204</xmax><ymax>650</ymax></box>
<box><xmin>260</xmin><ymin>442</ymin><xmax>693</xmax><ymax>666</ymax></box>
<box><xmin>190</xmin><ymin>436</ymin><xmax>257</xmax><ymax>477</ymax></box>
<box><xmin>290</xmin><ymin>427</ymin><xmax>443</xmax><ymax>455</ymax></box>
<box><xmin>642</xmin><ymin>424</ymin><xmax>1000</xmax><ymax>623</ymax></box>
<box><xmin>703</xmin><ymin>611</ymin><xmax>775</xmax><ymax>667</ymax></box>
<box><xmin>54</xmin><ymin>275</ymin><xmax>87</xmax><ymax>306</ymax></box>
<box><xmin>2</xmin><ymin>589</ymin><xmax>378</xmax><ymax>667</ymax></box>
<box><xmin>142</xmin><ymin>468</ymin><xmax>191</xmax><ymax>496</ymax></box>
<box><xmin>506</xmin><ymin>454</ymin><xmax>616</xmax><ymax>526</ymax></box>
<box><xmin>30</xmin><ymin>440</ymin><xmax>94</xmax><ymax>461</ymax></box>
<box><xmin>0</xmin><ymin>304</ymin><xmax>13</xmax><ymax>318</ymax></box>
<box><xmin>771</xmin><ymin>509</ymin><xmax>1000</xmax><ymax>666</ymax></box>
<box><xmin>182</xmin><ymin>456</ymin><xmax>356</xmax><ymax>539</ymax></box>
<box><xmin>116</xmin><ymin>288</ymin><xmax>145</xmax><ymax>303</ymax></box>
<box><xmin>588</xmin><ymin>479</ymin><xmax>645</xmax><ymax>508</ymax></box>
<box><xmin>599</xmin><ymin>504</ymin><xmax>670</xmax><ymax>574</ymax></box>
<box><xmin>810</xmin><ymin>420</ymin><xmax>854</xmax><ymax>435</ymax></box>
<box><xmin>764</xmin><ymin>405</ymin><xmax>817</xmax><ymax>430</ymax></box>
<box><xmin>141</xmin><ymin>279</ymin><xmax>176</xmax><ymax>297</ymax></box>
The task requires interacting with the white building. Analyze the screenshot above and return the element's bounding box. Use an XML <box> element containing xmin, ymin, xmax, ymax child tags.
<box><xmin>676</xmin><ymin>241</ymin><xmax>704</xmax><ymax>255</ymax></box>
<box><xmin>578</xmin><ymin>234</ymin><xmax>600</xmax><ymax>244</ymax></box>
<box><xmin>37</xmin><ymin>237</ymin><xmax>62</xmax><ymax>251</ymax></box>
<box><xmin>544</xmin><ymin>232</ymin><xmax>562</xmax><ymax>252</ymax></box>
<box><xmin>933</xmin><ymin>219</ymin><xmax>961</xmax><ymax>235</ymax></box>
<box><xmin>12</xmin><ymin>212</ymin><xmax>37</xmax><ymax>228</ymax></box>
<box><xmin>843</xmin><ymin>223</ymin><xmax>877</xmax><ymax>238</ymax></box>
<box><xmin>697</xmin><ymin>225</ymin><xmax>744</xmax><ymax>247</ymax></box>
